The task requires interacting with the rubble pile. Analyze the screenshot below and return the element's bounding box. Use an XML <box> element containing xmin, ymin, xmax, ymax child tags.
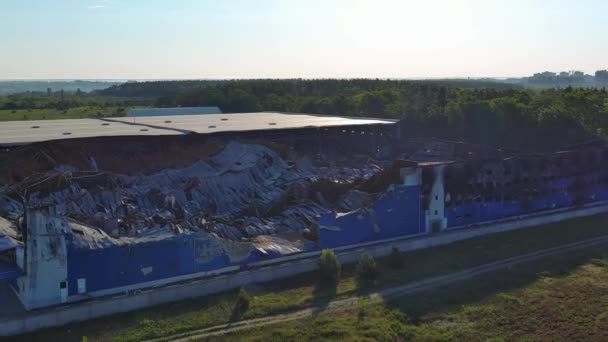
<box><xmin>0</xmin><ymin>141</ymin><xmax>391</xmax><ymax>243</ymax></box>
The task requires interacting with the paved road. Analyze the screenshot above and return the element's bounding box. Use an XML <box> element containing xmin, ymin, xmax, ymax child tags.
<box><xmin>144</xmin><ymin>235</ymin><xmax>608</xmax><ymax>342</ymax></box>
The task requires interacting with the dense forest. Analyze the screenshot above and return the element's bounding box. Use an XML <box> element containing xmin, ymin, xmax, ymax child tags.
<box><xmin>0</xmin><ymin>93</ymin><xmax>145</xmax><ymax>111</ymax></box>
<box><xmin>0</xmin><ymin>90</ymin><xmax>151</xmax><ymax>121</ymax></box>
<box><xmin>2</xmin><ymin>79</ymin><xmax>608</xmax><ymax>150</ymax></box>
<box><xmin>99</xmin><ymin>79</ymin><xmax>608</xmax><ymax>149</ymax></box>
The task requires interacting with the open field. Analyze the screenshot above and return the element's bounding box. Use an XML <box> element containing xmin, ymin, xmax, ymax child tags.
<box><xmin>9</xmin><ymin>214</ymin><xmax>608</xmax><ymax>342</ymax></box>
<box><xmin>219</xmin><ymin>245</ymin><xmax>608</xmax><ymax>341</ymax></box>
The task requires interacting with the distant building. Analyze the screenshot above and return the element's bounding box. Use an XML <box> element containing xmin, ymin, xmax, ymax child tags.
<box><xmin>528</xmin><ymin>70</ymin><xmax>589</xmax><ymax>85</ymax></box>
<box><xmin>596</xmin><ymin>70</ymin><xmax>608</xmax><ymax>83</ymax></box>
<box><xmin>572</xmin><ymin>71</ymin><xmax>585</xmax><ymax>78</ymax></box>
<box><xmin>127</xmin><ymin>106</ymin><xmax>222</xmax><ymax>117</ymax></box>
<box><xmin>530</xmin><ymin>71</ymin><xmax>557</xmax><ymax>83</ymax></box>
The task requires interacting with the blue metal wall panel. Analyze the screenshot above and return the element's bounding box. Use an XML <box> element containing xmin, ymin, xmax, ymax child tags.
<box><xmin>445</xmin><ymin>180</ymin><xmax>608</xmax><ymax>229</ymax></box>
<box><xmin>319</xmin><ymin>185</ymin><xmax>423</xmax><ymax>249</ymax></box>
<box><xmin>66</xmin><ymin>234</ymin><xmax>231</xmax><ymax>295</ymax></box>
<box><xmin>66</xmin><ymin>232</ymin><xmax>301</xmax><ymax>295</ymax></box>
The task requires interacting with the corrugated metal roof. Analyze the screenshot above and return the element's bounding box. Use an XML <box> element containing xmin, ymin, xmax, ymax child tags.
<box><xmin>0</xmin><ymin>112</ymin><xmax>397</xmax><ymax>145</ymax></box>
<box><xmin>0</xmin><ymin>118</ymin><xmax>178</xmax><ymax>145</ymax></box>
<box><xmin>127</xmin><ymin>106</ymin><xmax>222</xmax><ymax>117</ymax></box>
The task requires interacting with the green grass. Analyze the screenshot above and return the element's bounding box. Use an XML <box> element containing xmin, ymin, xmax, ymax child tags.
<box><xmin>0</xmin><ymin>107</ymin><xmax>133</xmax><ymax>121</ymax></box>
<box><xmin>10</xmin><ymin>213</ymin><xmax>608</xmax><ymax>342</ymax></box>
<box><xmin>218</xmin><ymin>246</ymin><xmax>608</xmax><ymax>341</ymax></box>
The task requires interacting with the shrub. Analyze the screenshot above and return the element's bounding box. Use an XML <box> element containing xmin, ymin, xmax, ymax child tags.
<box><xmin>388</xmin><ymin>246</ymin><xmax>404</xmax><ymax>269</ymax></box>
<box><xmin>358</xmin><ymin>298</ymin><xmax>368</xmax><ymax>322</ymax></box>
<box><xmin>318</xmin><ymin>249</ymin><xmax>341</xmax><ymax>286</ymax></box>
<box><xmin>356</xmin><ymin>253</ymin><xmax>378</xmax><ymax>282</ymax></box>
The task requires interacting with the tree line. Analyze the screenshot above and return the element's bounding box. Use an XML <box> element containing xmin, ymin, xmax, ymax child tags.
<box><xmin>3</xmin><ymin>79</ymin><xmax>607</xmax><ymax>150</ymax></box>
<box><xmin>0</xmin><ymin>93</ymin><xmax>149</xmax><ymax>111</ymax></box>
<box><xmin>99</xmin><ymin>79</ymin><xmax>608</xmax><ymax>149</ymax></box>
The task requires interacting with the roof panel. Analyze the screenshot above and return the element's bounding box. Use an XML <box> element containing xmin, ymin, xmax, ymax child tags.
<box><xmin>0</xmin><ymin>118</ymin><xmax>179</xmax><ymax>145</ymax></box>
<box><xmin>0</xmin><ymin>112</ymin><xmax>397</xmax><ymax>145</ymax></box>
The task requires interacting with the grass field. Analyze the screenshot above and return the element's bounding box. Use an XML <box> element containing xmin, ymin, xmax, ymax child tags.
<box><xmin>219</xmin><ymin>246</ymin><xmax>608</xmax><ymax>341</ymax></box>
<box><xmin>0</xmin><ymin>107</ymin><xmax>132</xmax><ymax>121</ymax></box>
<box><xmin>11</xmin><ymin>214</ymin><xmax>608</xmax><ymax>342</ymax></box>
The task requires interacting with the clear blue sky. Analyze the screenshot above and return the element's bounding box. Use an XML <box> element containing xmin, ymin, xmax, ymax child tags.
<box><xmin>1</xmin><ymin>0</ymin><xmax>607</xmax><ymax>79</ymax></box>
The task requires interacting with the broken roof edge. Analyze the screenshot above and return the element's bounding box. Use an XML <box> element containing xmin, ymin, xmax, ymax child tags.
<box><xmin>265</xmin><ymin>111</ymin><xmax>400</xmax><ymax>123</ymax></box>
<box><xmin>0</xmin><ymin>111</ymin><xmax>398</xmax><ymax>125</ymax></box>
<box><xmin>0</xmin><ymin>123</ymin><xmax>397</xmax><ymax>148</ymax></box>
<box><xmin>65</xmin><ymin>215</ymin><xmax>311</xmax><ymax>252</ymax></box>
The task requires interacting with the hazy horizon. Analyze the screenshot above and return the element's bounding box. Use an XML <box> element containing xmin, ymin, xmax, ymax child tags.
<box><xmin>0</xmin><ymin>76</ymin><xmax>523</xmax><ymax>81</ymax></box>
<box><xmin>1</xmin><ymin>0</ymin><xmax>607</xmax><ymax>79</ymax></box>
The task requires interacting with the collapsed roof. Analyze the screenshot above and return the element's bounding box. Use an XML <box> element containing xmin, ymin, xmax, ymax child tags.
<box><xmin>3</xmin><ymin>141</ymin><xmax>391</xmax><ymax>237</ymax></box>
<box><xmin>0</xmin><ymin>112</ymin><xmax>401</xmax><ymax>257</ymax></box>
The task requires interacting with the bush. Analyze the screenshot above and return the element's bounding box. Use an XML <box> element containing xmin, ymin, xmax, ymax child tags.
<box><xmin>318</xmin><ymin>249</ymin><xmax>341</xmax><ymax>286</ymax></box>
<box><xmin>356</xmin><ymin>253</ymin><xmax>378</xmax><ymax>282</ymax></box>
<box><xmin>358</xmin><ymin>298</ymin><xmax>368</xmax><ymax>322</ymax></box>
<box><xmin>388</xmin><ymin>246</ymin><xmax>404</xmax><ymax>269</ymax></box>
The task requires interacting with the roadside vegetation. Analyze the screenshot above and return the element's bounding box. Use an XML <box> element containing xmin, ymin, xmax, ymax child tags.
<box><xmin>11</xmin><ymin>213</ymin><xmax>608</xmax><ymax>342</ymax></box>
<box><xmin>356</xmin><ymin>253</ymin><xmax>379</xmax><ymax>286</ymax></box>
<box><xmin>218</xmin><ymin>246</ymin><xmax>608</xmax><ymax>341</ymax></box>
<box><xmin>318</xmin><ymin>249</ymin><xmax>341</xmax><ymax>287</ymax></box>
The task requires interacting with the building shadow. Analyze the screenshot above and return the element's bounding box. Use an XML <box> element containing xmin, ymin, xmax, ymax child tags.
<box><xmin>311</xmin><ymin>282</ymin><xmax>338</xmax><ymax>314</ymax></box>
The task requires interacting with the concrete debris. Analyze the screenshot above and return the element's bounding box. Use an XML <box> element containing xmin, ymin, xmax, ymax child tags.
<box><xmin>0</xmin><ymin>217</ymin><xmax>20</xmax><ymax>252</ymax></box>
<box><xmin>0</xmin><ymin>142</ymin><xmax>391</xmax><ymax>247</ymax></box>
<box><xmin>0</xmin><ymin>193</ymin><xmax>22</xmax><ymax>220</ymax></box>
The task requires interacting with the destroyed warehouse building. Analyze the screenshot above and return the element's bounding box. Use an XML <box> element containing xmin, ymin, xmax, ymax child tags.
<box><xmin>1</xmin><ymin>112</ymin><xmax>608</xmax><ymax>310</ymax></box>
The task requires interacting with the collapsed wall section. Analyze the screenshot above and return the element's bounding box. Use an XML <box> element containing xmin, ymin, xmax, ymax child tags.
<box><xmin>426</xmin><ymin>146</ymin><xmax>608</xmax><ymax>229</ymax></box>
